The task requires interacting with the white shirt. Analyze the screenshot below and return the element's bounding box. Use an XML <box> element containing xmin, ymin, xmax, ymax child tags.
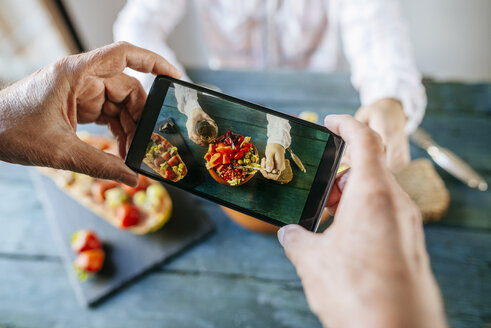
<box><xmin>114</xmin><ymin>0</ymin><xmax>426</xmax><ymax>133</ymax></box>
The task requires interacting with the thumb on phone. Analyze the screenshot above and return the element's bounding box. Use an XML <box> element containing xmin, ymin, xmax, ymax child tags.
<box><xmin>278</xmin><ymin>225</ymin><xmax>318</xmax><ymax>264</ymax></box>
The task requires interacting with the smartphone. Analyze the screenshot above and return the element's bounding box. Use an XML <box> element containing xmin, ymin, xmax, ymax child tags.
<box><xmin>126</xmin><ymin>76</ymin><xmax>345</xmax><ymax>231</ymax></box>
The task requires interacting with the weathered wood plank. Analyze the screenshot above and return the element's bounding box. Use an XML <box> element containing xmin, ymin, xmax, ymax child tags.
<box><xmin>0</xmin><ymin>258</ymin><xmax>319</xmax><ymax>328</ymax></box>
<box><xmin>0</xmin><ymin>223</ymin><xmax>489</xmax><ymax>328</ymax></box>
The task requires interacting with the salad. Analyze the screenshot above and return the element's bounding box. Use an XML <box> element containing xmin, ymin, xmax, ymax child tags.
<box><xmin>204</xmin><ymin>130</ymin><xmax>260</xmax><ymax>186</ymax></box>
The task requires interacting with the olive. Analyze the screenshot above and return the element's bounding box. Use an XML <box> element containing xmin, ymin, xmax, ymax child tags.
<box><xmin>244</xmin><ymin>159</ymin><xmax>251</xmax><ymax>164</ymax></box>
<box><xmin>238</xmin><ymin>159</ymin><xmax>244</xmax><ymax>165</ymax></box>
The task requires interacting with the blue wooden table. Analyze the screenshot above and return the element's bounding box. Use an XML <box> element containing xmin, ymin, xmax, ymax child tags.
<box><xmin>0</xmin><ymin>70</ymin><xmax>490</xmax><ymax>327</ymax></box>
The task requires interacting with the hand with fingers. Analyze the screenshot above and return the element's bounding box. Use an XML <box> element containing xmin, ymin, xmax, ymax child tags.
<box><xmin>350</xmin><ymin>98</ymin><xmax>410</xmax><ymax>173</ymax></box>
<box><xmin>277</xmin><ymin>115</ymin><xmax>447</xmax><ymax>328</ymax></box>
<box><xmin>0</xmin><ymin>41</ymin><xmax>180</xmax><ymax>187</ymax></box>
<box><xmin>260</xmin><ymin>143</ymin><xmax>286</xmax><ymax>180</ymax></box>
<box><xmin>185</xmin><ymin>107</ymin><xmax>218</xmax><ymax>146</ymax></box>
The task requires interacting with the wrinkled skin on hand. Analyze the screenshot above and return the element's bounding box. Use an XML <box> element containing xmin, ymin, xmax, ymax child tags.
<box><xmin>260</xmin><ymin>143</ymin><xmax>285</xmax><ymax>180</ymax></box>
<box><xmin>185</xmin><ymin>107</ymin><xmax>218</xmax><ymax>146</ymax></box>
<box><xmin>351</xmin><ymin>98</ymin><xmax>410</xmax><ymax>173</ymax></box>
<box><xmin>277</xmin><ymin>115</ymin><xmax>447</xmax><ymax>328</ymax></box>
<box><xmin>0</xmin><ymin>42</ymin><xmax>180</xmax><ymax>186</ymax></box>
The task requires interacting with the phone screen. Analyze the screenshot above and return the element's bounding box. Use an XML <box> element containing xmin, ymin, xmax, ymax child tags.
<box><xmin>127</xmin><ymin>77</ymin><xmax>344</xmax><ymax>229</ymax></box>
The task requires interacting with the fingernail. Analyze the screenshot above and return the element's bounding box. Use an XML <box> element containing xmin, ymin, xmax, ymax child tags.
<box><xmin>118</xmin><ymin>171</ymin><xmax>138</xmax><ymax>187</ymax></box>
<box><xmin>277</xmin><ymin>225</ymin><xmax>298</xmax><ymax>246</ymax></box>
<box><xmin>266</xmin><ymin>166</ymin><xmax>272</xmax><ymax>172</ymax></box>
<box><xmin>277</xmin><ymin>227</ymin><xmax>286</xmax><ymax>246</ymax></box>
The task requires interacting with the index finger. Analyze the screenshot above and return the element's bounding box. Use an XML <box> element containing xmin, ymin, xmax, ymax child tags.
<box><xmin>324</xmin><ymin>115</ymin><xmax>385</xmax><ymax>170</ymax></box>
<box><xmin>88</xmin><ymin>41</ymin><xmax>182</xmax><ymax>78</ymax></box>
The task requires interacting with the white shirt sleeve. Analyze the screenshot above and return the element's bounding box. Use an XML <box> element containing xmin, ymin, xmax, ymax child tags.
<box><xmin>336</xmin><ymin>0</ymin><xmax>427</xmax><ymax>133</ymax></box>
<box><xmin>266</xmin><ymin>114</ymin><xmax>291</xmax><ymax>149</ymax></box>
<box><xmin>174</xmin><ymin>84</ymin><xmax>200</xmax><ymax>117</ymax></box>
<box><xmin>113</xmin><ymin>0</ymin><xmax>191</xmax><ymax>92</ymax></box>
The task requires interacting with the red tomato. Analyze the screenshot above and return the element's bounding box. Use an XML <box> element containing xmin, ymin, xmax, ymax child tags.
<box><xmin>238</xmin><ymin>136</ymin><xmax>244</xmax><ymax>144</ymax></box>
<box><xmin>163</xmin><ymin>168</ymin><xmax>174</xmax><ymax>180</ymax></box>
<box><xmin>71</xmin><ymin>230</ymin><xmax>102</xmax><ymax>253</ymax></box>
<box><xmin>167</xmin><ymin>155</ymin><xmax>179</xmax><ymax>166</ymax></box>
<box><xmin>234</xmin><ymin>152</ymin><xmax>244</xmax><ymax>160</ymax></box>
<box><xmin>242</xmin><ymin>142</ymin><xmax>252</xmax><ymax>148</ymax></box>
<box><xmin>91</xmin><ymin>180</ymin><xmax>119</xmax><ymax>202</ymax></box>
<box><xmin>162</xmin><ymin>152</ymin><xmax>171</xmax><ymax>161</ymax></box>
<box><xmin>121</xmin><ymin>175</ymin><xmax>150</xmax><ymax>197</ymax></box>
<box><xmin>116</xmin><ymin>203</ymin><xmax>140</xmax><ymax>228</ymax></box>
<box><xmin>241</xmin><ymin>147</ymin><xmax>250</xmax><ymax>154</ymax></box>
<box><xmin>74</xmin><ymin>249</ymin><xmax>105</xmax><ymax>273</ymax></box>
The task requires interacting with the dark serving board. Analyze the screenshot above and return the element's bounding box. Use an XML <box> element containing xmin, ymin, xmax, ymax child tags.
<box><xmin>31</xmin><ymin>172</ymin><xmax>214</xmax><ymax>307</ymax></box>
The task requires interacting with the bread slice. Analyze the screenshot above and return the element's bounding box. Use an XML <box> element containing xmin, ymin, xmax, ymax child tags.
<box><xmin>395</xmin><ymin>158</ymin><xmax>450</xmax><ymax>222</ymax></box>
<box><xmin>276</xmin><ymin>159</ymin><xmax>293</xmax><ymax>184</ymax></box>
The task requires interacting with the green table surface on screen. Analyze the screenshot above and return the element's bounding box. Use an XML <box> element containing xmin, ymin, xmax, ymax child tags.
<box><xmin>156</xmin><ymin>87</ymin><xmax>329</xmax><ymax>224</ymax></box>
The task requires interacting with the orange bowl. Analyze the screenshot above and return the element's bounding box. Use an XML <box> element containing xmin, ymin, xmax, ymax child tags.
<box><xmin>221</xmin><ymin>206</ymin><xmax>279</xmax><ymax>234</ymax></box>
<box><xmin>222</xmin><ymin>207</ymin><xmax>331</xmax><ymax>235</ymax></box>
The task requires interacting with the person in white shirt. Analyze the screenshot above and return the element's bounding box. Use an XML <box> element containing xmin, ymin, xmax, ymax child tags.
<box><xmin>114</xmin><ymin>0</ymin><xmax>426</xmax><ymax>173</ymax></box>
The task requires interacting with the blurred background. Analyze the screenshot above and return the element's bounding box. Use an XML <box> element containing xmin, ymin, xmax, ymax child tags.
<box><xmin>1</xmin><ymin>0</ymin><xmax>490</xmax><ymax>85</ymax></box>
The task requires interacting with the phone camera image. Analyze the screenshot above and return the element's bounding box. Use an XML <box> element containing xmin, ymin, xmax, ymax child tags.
<box><xmin>128</xmin><ymin>78</ymin><xmax>343</xmax><ymax>229</ymax></box>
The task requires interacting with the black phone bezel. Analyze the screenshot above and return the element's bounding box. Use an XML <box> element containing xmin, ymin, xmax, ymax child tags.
<box><xmin>126</xmin><ymin>76</ymin><xmax>345</xmax><ymax>232</ymax></box>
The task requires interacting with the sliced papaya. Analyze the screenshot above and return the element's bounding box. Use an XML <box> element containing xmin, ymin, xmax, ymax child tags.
<box><xmin>222</xmin><ymin>155</ymin><xmax>231</xmax><ymax>164</ymax></box>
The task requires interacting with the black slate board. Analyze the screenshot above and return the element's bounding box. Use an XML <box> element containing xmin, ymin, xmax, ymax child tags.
<box><xmin>32</xmin><ymin>172</ymin><xmax>214</xmax><ymax>307</ymax></box>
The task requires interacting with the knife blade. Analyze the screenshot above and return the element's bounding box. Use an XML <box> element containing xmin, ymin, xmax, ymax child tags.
<box><xmin>410</xmin><ymin>128</ymin><xmax>487</xmax><ymax>191</ymax></box>
<box><xmin>235</xmin><ymin>165</ymin><xmax>279</xmax><ymax>175</ymax></box>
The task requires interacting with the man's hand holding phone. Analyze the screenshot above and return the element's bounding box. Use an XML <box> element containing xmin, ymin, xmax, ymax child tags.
<box><xmin>278</xmin><ymin>115</ymin><xmax>447</xmax><ymax>328</ymax></box>
<box><xmin>0</xmin><ymin>42</ymin><xmax>180</xmax><ymax>187</ymax></box>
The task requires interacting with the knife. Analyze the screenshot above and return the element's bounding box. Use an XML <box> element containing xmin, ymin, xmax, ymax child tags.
<box><xmin>235</xmin><ymin>165</ymin><xmax>279</xmax><ymax>175</ymax></box>
<box><xmin>286</xmin><ymin>147</ymin><xmax>307</xmax><ymax>173</ymax></box>
<box><xmin>410</xmin><ymin>128</ymin><xmax>488</xmax><ymax>191</ymax></box>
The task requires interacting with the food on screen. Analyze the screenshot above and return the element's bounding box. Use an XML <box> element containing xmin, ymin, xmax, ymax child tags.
<box><xmin>204</xmin><ymin>130</ymin><xmax>260</xmax><ymax>186</ymax></box>
<box><xmin>144</xmin><ymin>133</ymin><xmax>188</xmax><ymax>182</ymax></box>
